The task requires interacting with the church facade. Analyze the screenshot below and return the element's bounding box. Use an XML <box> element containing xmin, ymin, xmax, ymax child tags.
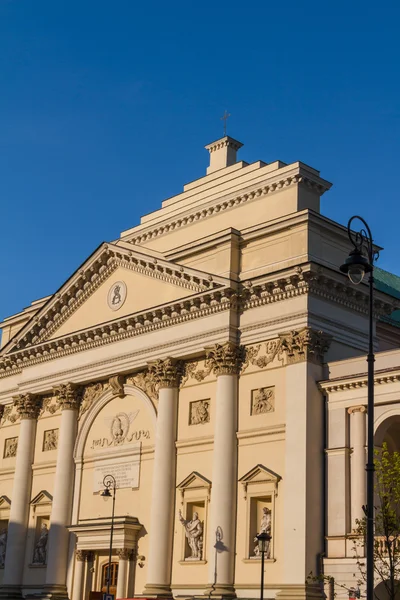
<box><xmin>0</xmin><ymin>136</ymin><xmax>399</xmax><ymax>600</ymax></box>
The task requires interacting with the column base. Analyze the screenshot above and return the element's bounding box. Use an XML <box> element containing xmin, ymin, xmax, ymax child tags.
<box><xmin>25</xmin><ymin>584</ymin><xmax>70</xmax><ymax>600</ymax></box>
<box><xmin>142</xmin><ymin>583</ymin><xmax>174</xmax><ymax>598</ymax></box>
<box><xmin>0</xmin><ymin>585</ymin><xmax>25</xmax><ymax>600</ymax></box>
<box><xmin>203</xmin><ymin>583</ymin><xmax>236</xmax><ymax>598</ymax></box>
<box><xmin>276</xmin><ymin>584</ymin><xmax>325</xmax><ymax>600</ymax></box>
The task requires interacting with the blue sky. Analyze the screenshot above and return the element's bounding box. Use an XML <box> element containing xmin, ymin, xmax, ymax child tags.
<box><xmin>1</xmin><ymin>0</ymin><xmax>399</xmax><ymax>321</ymax></box>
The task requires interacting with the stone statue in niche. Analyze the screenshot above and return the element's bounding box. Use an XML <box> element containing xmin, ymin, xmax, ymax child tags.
<box><xmin>4</xmin><ymin>437</ymin><xmax>18</xmax><ymax>458</ymax></box>
<box><xmin>0</xmin><ymin>528</ymin><xmax>7</xmax><ymax>567</ymax></box>
<box><xmin>251</xmin><ymin>387</ymin><xmax>274</xmax><ymax>415</ymax></box>
<box><xmin>189</xmin><ymin>399</ymin><xmax>210</xmax><ymax>425</ymax></box>
<box><xmin>32</xmin><ymin>523</ymin><xmax>48</xmax><ymax>565</ymax></box>
<box><xmin>253</xmin><ymin>507</ymin><xmax>272</xmax><ymax>558</ymax></box>
<box><xmin>43</xmin><ymin>429</ymin><xmax>59</xmax><ymax>451</ymax></box>
<box><xmin>179</xmin><ymin>510</ymin><xmax>203</xmax><ymax>560</ymax></box>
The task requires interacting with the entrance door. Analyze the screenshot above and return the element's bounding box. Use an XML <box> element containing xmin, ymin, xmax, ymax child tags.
<box><xmin>101</xmin><ymin>562</ymin><xmax>118</xmax><ymax>597</ymax></box>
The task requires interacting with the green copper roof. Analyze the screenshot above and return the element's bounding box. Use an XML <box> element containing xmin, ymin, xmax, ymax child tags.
<box><xmin>375</xmin><ymin>267</ymin><xmax>400</xmax><ymax>300</ymax></box>
<box><xmin>375</xmin><ymin>267</ymin><xmax>400</xmax><ymax>327</ymax></box>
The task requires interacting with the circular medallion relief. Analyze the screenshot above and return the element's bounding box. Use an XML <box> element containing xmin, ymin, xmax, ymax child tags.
<box><xmin>107</xmin><ymin>281</ymin><xmax>127</xmax><ymax>311</ymax></box>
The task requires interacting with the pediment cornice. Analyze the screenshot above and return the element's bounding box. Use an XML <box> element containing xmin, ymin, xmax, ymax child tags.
<box><xmin>0</xmin><ymin>264</ymin><xmax>397</xmax><ymax>380</ymax></box>
<box><xmin>0</xmin><ymin>286</ymin><xmax>237</xmax><ymax>378</ymax></box>
<box><xmin>124</xmin><ymin>168</ymin><xmax>332</xmax><ymax>246</ymax></box>
<box><xmin>2</xmin><ymin>242</ymin><xmax>227</xmax><ymax>356</ymax></box>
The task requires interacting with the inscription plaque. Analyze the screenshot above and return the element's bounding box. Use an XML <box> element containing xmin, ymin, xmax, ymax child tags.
<box><xmin>93</xmin><ymin>443</ymin><xmax>140</xmax><ymax>492</ymax></box>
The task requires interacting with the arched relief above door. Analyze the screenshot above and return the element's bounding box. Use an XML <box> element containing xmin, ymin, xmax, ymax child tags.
<box><xmin>74</xmin><ymin>384</ymin><xmax>157</xmax><ymax>460</ymax></box>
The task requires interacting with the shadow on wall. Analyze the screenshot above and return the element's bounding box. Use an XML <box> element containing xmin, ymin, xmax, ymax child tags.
<box><xmin>374</xmin><ymin>581</ymin><xmax>400</xmax><ymax>600</ymax></box>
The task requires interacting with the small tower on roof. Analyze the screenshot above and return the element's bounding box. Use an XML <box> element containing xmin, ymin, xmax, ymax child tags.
<box><xmin>204</xmin><ymin>136</ymin><xmax>243</xmax><ymax>175</ymax></box>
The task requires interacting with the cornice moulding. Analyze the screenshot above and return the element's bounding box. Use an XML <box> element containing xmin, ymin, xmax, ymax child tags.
<box><xmin>320</xmin><ymin>367</ymin><xmax>400</xmax><ymax>393</ymax></box>
<box><xmin>0</xmin><ymin>263</ymin><xmax>397</xmax><ymax>380</ymax></box>
<box><xmin>125</xmin><ymin>169</ymin><xmax>331</xmax><ymax>246</ymax></box>
<box><xmin>2</xmin><ymin>243</ymin><xmax>226</xmax><ymax>355</ymax></box>
<box><xmin>0</xmin><ymin>288</ymin><xmax>237</xmax><ymax>378</ymax></box>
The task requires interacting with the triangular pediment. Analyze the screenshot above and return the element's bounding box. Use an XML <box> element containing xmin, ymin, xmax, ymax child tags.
<box><xmin>177</xmin><ymin>471</ymin><xmax>212</xmax><ymax>491</ymax></box>
<box><xmin>239</xmin><ymin>464</ymin><xmax>282</xmax><ymax>485</ymax></box>
<box><xmin>0</xmin><ymin>495</ymin><xmax>11</xmax><ymax>508</ymax></box>
<box><xmin>2</xmin><ymin>243</ymin><xmax>228</xmax><ymax>354</ymax></box>
<box><xmin>30</xmin><ymin>490</ymin><xmax>53</xmax><ymax>505</ymax></box>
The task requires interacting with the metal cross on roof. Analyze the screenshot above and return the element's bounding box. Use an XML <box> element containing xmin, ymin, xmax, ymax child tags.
<box><xmin>220</xmin><ymin>110</ymin><xmax>231</xmax><ymax>136</ymax></box>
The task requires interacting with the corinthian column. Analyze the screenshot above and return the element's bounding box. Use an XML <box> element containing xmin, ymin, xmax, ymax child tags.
<box><xmin>117</xmin><ymin>548</ymin><xmax>134</xmax><ymax>599</ymax></box>
<box><xmin>44</xmin><ymin>383</ymin><xmax>82</xmax><ymax>598</ymax></box>
<box><xmin>144</xmin><ymin>358</ymin><xmax>182</xmax><ymax>598</ymax></box>
<box><xmin>348</xmin><ymin>406</ymin><xmax>367</xmax><ymax>530</ymax></box>
<box><xmin>205</xmin><ymin>342</ymin><xmax>242</xmax><ymax>598</ymax></box>
<box><xmin>277</xmin><ymin>328</ymin><xmax>331</xmax><ymax>600</ymax></box>
<box><xmin>71</xmin><ymin>550</ymin><xmax>92</xmax><ymax>600</ymax></box>
<box><xmin>1</xmin><ymin>394</ymin><xmax>42</xmax><ymax>600</ymax></box>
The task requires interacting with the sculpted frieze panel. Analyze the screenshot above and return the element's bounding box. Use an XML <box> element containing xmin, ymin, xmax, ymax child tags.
<box><xmin>79</xmin><ymin>382</ymin><xmax>105</xmax><ymax>418</ymax></box>
<box><xmin>3</xmin><ymin>437</ymin><xmax>18</xmax><ymax>458</ymax></box>
<box><xmin>189</xmin><ymin>400</ymin><xmax>210</xmax><ymax>425</ymax></box>
<box><xmin>40</xmin><ymin>395</ymin><xmax>60</xmax><ymax>418</ymax></box>
<box><xmin>0</xmin><ymin>405</ymin><xmax>19</xmax><ymax>426</ymax></box>
<box><xmin>43</xmin><ymin>429</ymin><xmax>59</xmax><ymax>451</ymax></box>
<box><xmin>242</xmin><ymin>341</ymin><xmax>283</xmax><ymax>373</ymax></box>
<box><xmin>126</xmin><ymin>371</ymin><xmax>158</xmax><ymax>403</ymax></box>
<box><xmin>251</xmin><ymin>387</ymin><xmax>275</xmax><ymax>415</ymax></box>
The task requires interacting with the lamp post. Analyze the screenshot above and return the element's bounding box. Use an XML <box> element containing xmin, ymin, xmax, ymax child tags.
<box><xmin>340</xmin><ymin>215</ymin><xmax>377</xmax><ymax>600</ymax></box>
<box><xmin>256</xmin><ymin>531</ymin><xmax>271</xmax><ymax>600</ymax></box>
<box><xmin>101</xmin><ymin>474</ymin><xmax>117</xmax><ymax>597</ymax></box>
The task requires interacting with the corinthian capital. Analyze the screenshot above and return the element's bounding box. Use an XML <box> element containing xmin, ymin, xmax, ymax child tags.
<box><xmin>76</xmin><ymin>550</ymin><xmax>94</xmax><ymax>562</ymax></box>
<box><xmin>117</xmin><ymin>547</ymin><xmax>135</xmax><ymax>560</ymax></box>
<box><xmin>205</xmin><ymin>342</ymin><xmax>243</xmax><ymax>376</ymax></box>
<box><xmin>13</xmin><ymin>394</ymin><xmax>42</xmax><ymax>420</ymax></box>
<box><xmin>54</xmin><ymin>383</ymin><xmax>83</xmax><ymax>411</ymax></box>
<box><xmin>279</xmin><ymin>327</ymin><xmax>331</xmax><ymax>364</ymax></box>
<box><xmin>148</xmin><ymin>358</ymin><xmax>184</xmax><ymax>389</ymax></box>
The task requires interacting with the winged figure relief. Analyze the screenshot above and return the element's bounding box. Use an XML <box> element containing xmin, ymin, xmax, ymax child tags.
<box><xmin>103</xmin><ymin>411</ymin><xmax>140</xmax><ymax>445</ymax></box>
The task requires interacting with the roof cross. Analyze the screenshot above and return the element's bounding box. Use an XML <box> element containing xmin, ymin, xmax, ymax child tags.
<box><xmin>220</xmin><ymin>110</ymin><xmax>231</xmax><ymax>137</ymax></box>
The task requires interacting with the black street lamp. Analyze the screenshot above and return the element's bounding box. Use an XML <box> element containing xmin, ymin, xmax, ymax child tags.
<box><xmin>101</xmin><ymin>474</ymin><xmax>117</xmax><ymax>596</ymax></box>
<box><xmin>256</xmin><ymin>531</ymin><xmax>271</xmax><ymax>600</ymax></box>
<box><xmin>340</xmin><ymin>215</ymin><xmax>377</xmax><ymax>600</ymax></box>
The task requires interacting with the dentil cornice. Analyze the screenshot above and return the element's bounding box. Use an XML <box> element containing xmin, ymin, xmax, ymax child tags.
<box><xmin>125</xmin><ymin>173</ymin><xmax>330</xmax><ymax>246</ymax></box>
<box><xmin>0</xmin><ymin>264</ymin><xmax>396</xmax><ymax>380</ymax></box>
<box><xmin>3</xmin><ymin>242</ymin><xmax>225</xmax><ymax>354</ymax></box>
<box><xmin>320</xmin><ymin>367</ymin><xmax>400</xmax><ymax>393</ymax></box>
<box><xmin>0</xmin><ymin>288</ymin><xmax>237</xmax><ymax>379</ymax></box>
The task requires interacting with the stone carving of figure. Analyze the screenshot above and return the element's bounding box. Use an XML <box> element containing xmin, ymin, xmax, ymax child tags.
<box><xmin>253</xmin><ymin>507</ymin><xmax>272</xmax><ymax>558</ymax></box>
<box><xmin>0</xmin><ymin>528</ymin><xmax>7</xmax><ymax>567</ymax></box>
<box><xmin>179</xmin><ymin>510</ymin><xmax>203</xmax><ymax>560</ymax></box>
<box><xmin>4</xmin><ymin>437</ymin><xmax>18</xmax><ymax>458</ymax></box>
<box><xmin>252</xmin><ymin>388</ymin><xmax>274</xmax><ymax>415</ymax></box>
<box><xmin>190</xmin><ymin>400</ymin><xmax>210</xmax><ymax>425</ymax></box>
<box><xmin>33</xmin><ymin>523</ymin><xmax>48</xmax><ymax>565</ymax></box>
<box><xmin>112</xmin><ymin>285</ymin><xmax>121</xmax><ymax>305</ymax></box>
<box><xmin>44</xmin><ymin>429</ymin><xmax>58</xmax><ymax>451</ymax></box>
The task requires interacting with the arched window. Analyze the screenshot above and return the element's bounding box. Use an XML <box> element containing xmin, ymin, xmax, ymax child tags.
<box><xmin>101</xmin><ymin>562</ymin><xmax>118</xmax><ymax>593</ymax></box>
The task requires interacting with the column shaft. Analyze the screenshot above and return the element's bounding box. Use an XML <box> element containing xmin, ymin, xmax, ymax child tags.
<box><xmin>207</xmin><ymin>373</ymin><xmax>238</xmax><ymax>596</ymax></box>
<box><xmin>145</xmin><ymin>383</ymin><xmax>178</xmax><ymax>596</ymax></box>
<box><xmin>45</xmin><ymin>407</ymin><xmax>78</xmax><ymax>589</ymax></box>
<box><xmin>349</xmin><ymin>406</ymin><xmax>366</xmax><ymax>530</ymax></box>
<box><xmin>116</xmin><ymin>555</ymin><xmax>129</xmax><ymax>599</ymax></box>
<box><xmin>3</xmin><ymin>417</ymin><xmax>37</xmax><ymax>590</ymax></box>
<box><xmin>71</xmin><ymin>554</ymin><xmax>86</xmax><ymax>600</ymax></box>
